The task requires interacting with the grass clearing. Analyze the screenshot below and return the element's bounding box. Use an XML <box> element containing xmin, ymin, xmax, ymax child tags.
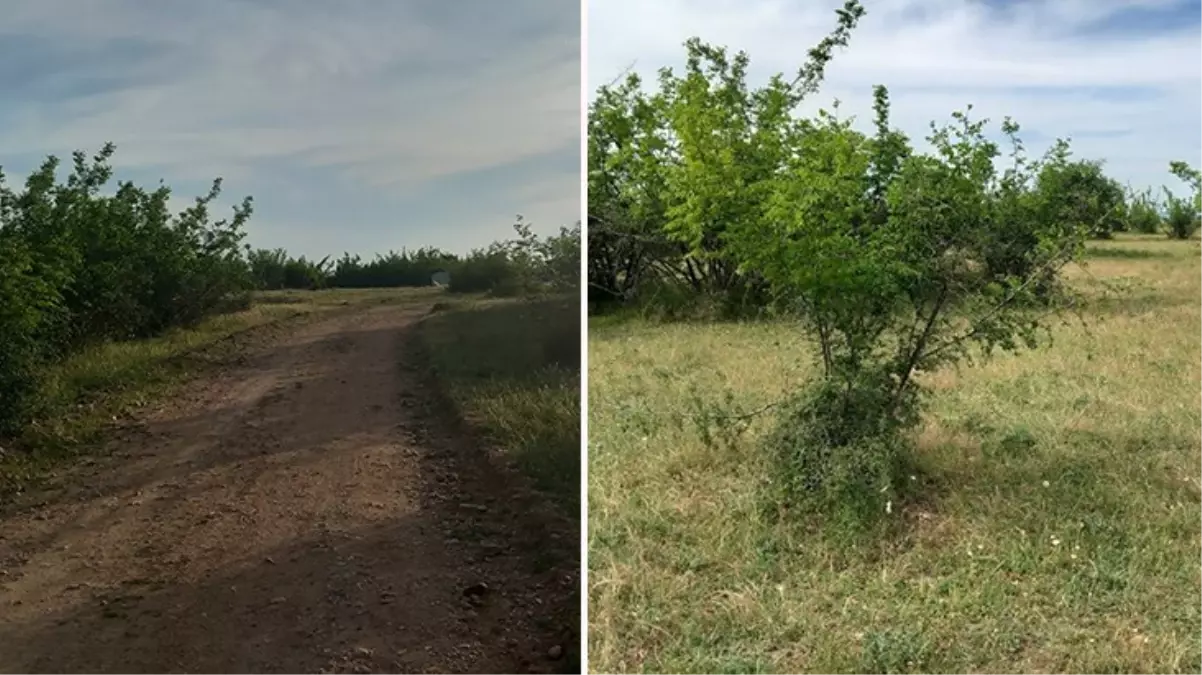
<box><xmin>0</xmin><ymin>287</ymin><xmax>439</xmax><ymax>503</ymax></box>
<box><xmin>418</xmin><ymin>295</ymin><xmax>580</xmax><ymax>513</ymax></box>
<box><xmin>588</xmin><ymin>236</ymin><xmax>1200</xmax><ymax>673</ymax></box>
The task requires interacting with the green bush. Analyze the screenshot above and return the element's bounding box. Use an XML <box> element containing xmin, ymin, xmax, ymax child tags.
<box><xmin>248</xmin><ymin>248</ymin><xmax>332</xmax><ymax>290</ymax></box>
<box><xmin>0</xmin><ymin>238</ymin><xmax>58</xmax><ymax>435</ymax></box>
<box><xmin>763</xmin><ymin>373</ymin><xmax>917</xmax><ymax>525</ymax></box>
<box><xmin>448</xmin><ymin>248</ymin><xmax>518</xmax><ymax>294</ymax></box>
<box><xmin>1164</xmin><ymin>161</ymin><xmax>1201</xmax><ymax>240</ymax></box>
<box><xmin>329</xmin><ymin>247</ymin><xmax>457</xmax><ymax>288</ymax></box>
<box><xmin>282</xmin><ymin>256</ymin><xmax>330</xmax><ymax>290</ymax></box>
<box><xmin>1124</xmin><ymin>188</ymin><xmax>1163</xmax><ymax>234</ymax></box>
<box><xmin>448</xmin><ymin>219</ymin><xmax>581</xmax><ymax>296</ymax></box>
<box><xmin>0</xmin><ymin>144</ymin><xmax>254</xmax><ymax>435</ymax></box>
<box><xmin>1034</xmin><ymin>156</ymin><xmax>1126</xmax><ymax>240</ymax></box>
<box><xmin>1164</xmin><ymin>196</ymin><xmax>1200</xmax><ymax>240</ymax></box>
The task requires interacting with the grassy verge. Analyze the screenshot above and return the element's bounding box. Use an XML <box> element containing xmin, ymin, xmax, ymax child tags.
<box><xmin>588</xmin><ymin>237</ymin><xmax>1200</xmax><ymax>673</ymax></box>
<box><xmin>417</xmin><ymin>295</ymin><xmax>580</xmax><ymax>513</ymax></box>
<box><xmin>0</xmin><ymin>287</ymin><xmax>437</xmax><ymax>503</ymax></box>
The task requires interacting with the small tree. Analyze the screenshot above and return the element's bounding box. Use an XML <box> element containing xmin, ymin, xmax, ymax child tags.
<box><xmin>1164</xmin><ymin>160</ymin><xmax>1201</xmax><ymax>240</ymax></box>
<box><xmin>539</xmin><ymin>221</ymin><xmax>583</xmax><ymax>292</ymax></box>
<box><xmin>1163</xmin><ymin>195</ymin><xmax>1200</xmax><ymax>240</ymax></box>
<box><xmin>1034</xmin><ymin>156</ymin><xmax>1125</xmax><ymax>240</ymax></box>
<box><xmin>624</xmin><ymin>2</ymin><xmax>1094</xmax><ymax>522</ymax></box>
<box><xmin>1124</xmin><ymin>186</ymin><xmax>1163</xmax><ymax>234</ymax></box>
<box><xmin>750</xmin><ymin>108</ymin><xmax>1088</xmax><ymax>519</ymax></box>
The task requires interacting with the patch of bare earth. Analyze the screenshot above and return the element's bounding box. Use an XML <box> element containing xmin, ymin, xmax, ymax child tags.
<box><xmin>0</xmin><ymin>303</ymin><xmax>578</xmax><ymax>674</ymax></box>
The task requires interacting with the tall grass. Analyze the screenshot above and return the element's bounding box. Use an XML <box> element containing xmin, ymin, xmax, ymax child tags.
<box><xmin>418</xmin><ymin>296</ymin><xmax>580</xmax><ymax>512</ymax></box>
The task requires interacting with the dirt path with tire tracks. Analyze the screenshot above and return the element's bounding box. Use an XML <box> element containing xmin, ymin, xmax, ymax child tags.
<box><xmin>0</xmin><ymin>302</ymin><xmax>579</xmax><ymax>674</ymax></box>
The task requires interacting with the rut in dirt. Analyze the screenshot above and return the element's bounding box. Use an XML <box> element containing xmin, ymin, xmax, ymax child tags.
<box><xmin>0</xmin><ymin>303</ymin><xmax>579</xmax><ymax>674</ymax></box>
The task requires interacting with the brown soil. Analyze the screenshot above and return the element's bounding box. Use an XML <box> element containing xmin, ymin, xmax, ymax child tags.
<box><xmin>0</xmin><ymin>303</ymin><xmax>579</xmax><ymax>674</ymax></box>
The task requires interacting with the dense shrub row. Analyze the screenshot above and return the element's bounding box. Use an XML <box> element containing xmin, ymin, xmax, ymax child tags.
<box><xmin>246</xmin><ymin>218</ymin><xmax>581</xmax><ymax>296</ymax></box>
<box><xmin>0</xmin><ymin>145</ymin><xmax>253</xmax><ymax>435</ymax></box>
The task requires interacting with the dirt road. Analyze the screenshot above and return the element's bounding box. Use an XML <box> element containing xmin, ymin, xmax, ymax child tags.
<box><xmin>0</xmin><ymin>302</ymin><xmax>579</xmax><ymax>673</ymax></box>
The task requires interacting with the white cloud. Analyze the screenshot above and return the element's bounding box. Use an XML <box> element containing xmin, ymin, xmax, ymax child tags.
<box><xmin>3</xmin><ymin>1</ymin><xmax>578</xmax><ymax>186</ymax></box>
<box><xmin>588</xmin><ymin>0</ymin><xmax>1201</xmax><ymax>192</ymax></box>
<box><xmin>0</xmin><ymin>0</ymin><xmax>581</xmax><ymax>256</ymax></box>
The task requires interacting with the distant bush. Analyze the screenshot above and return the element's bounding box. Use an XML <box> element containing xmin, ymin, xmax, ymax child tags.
<box><xmin>1164</xmin><ymin>161</ymin><xmax>1201</xmax><ymax>240</ymax></box>
<box><xmin>1124</xmin><ymin>187</ymin><xmax>1163</xmax><ymax>234</ymax></box>
<box><xmin>531</xmin><ymin>222</ymin><xmax>582</xmax><ymax>292</ymax></box>
<box><xmin>1164</xmin><ymin>196</ymin><xmax>1200</xmax><ymax>240</ymax></box>
<box><xmin>247</xmin><ymin>248</ymin><xmax>289</xmax><ymax>289</ymax></box>
<box><xmin>590</xmin><ymin>2</ymin><xmax>1102</xmax><ymax>525</ymax></box>
<box><xmin>330</xmin><ymin>247</ymin><xmax>458</xmax><ymax>289</ymax></box>
<box><xmin>282</xmin><ymin>256</ymin><xmax>331</xmax><ymax>290</ymax></box>
<box><xmin>0</xmin><ymin>144</ymin><xmax>254</xmax><ymax>434</ymax></box>
<box><xmin>449</xmin><ymin>218</ymin><xmax>581</xmax><ymax>296</ymax></box>
<box><xmin>449</xmin><ymin>248</ymin><xmax>518</xmax><ymax>294</ymax></box>
<box><xmin>1034</xmin><ymin>156</ymin><xmax>1126</xmax><ymax>240</ymax></box>
<box><xmin>249</xmin><ymin>218</ymin><xmax>583</xmax><ymax>297</ymax></box>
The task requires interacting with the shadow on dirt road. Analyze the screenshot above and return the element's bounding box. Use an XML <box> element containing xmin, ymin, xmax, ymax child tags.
<box><xmin>0</xmin><ymin>303</ymin><xmax>579</xmax><ymax>674</ymax></box>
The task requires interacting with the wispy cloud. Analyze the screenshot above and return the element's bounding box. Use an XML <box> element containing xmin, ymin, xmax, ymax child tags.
<box><xmin>588</xmin><ymin>0</ymin><xmax>1200</xmax><ymax>193</ymax></box>
<box><xmin>0</xmin><ymin>0</ymin><xmax>580</xmax><ymax>258</ymax></box>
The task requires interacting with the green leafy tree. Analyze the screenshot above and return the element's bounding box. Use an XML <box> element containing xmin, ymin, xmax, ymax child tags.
<box><xmin>1164</xmin><ymin>160</ymin><xmax>1201</xmax><ymax>240</ymax></box>
<box><xmin>449</xmin><ymin>217</ymin><xmax>580</xmax><ymax>296</ymax></box>
<box><xmin>587</xmin><ymin>74</ymin><xmax>677</xmax><ymax>304</ymax></box>
<box><xmin>591</xmin><ymin>1</ymin><xmax>1096</xmax><ymax>522</ymax></box>
<box><xmin>1163</xmin><ymin>195</ymin><xmax>1200</xmax><ymax>240</ymax></box>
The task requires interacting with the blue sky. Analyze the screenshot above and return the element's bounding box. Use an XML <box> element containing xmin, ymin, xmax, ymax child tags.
<box><xmin>589</xmin><ymin>0</ymin><xmax>1201</xmax><ymax>196</ymax></box>
<box><xmin>0</xmin><ymin>0</ymin><xmax>580</xmax><ymax>259</ymax></box>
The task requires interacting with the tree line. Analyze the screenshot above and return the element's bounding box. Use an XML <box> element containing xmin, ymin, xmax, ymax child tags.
<box><xmin>588</xmin><ymin>39</ymin><xmax>1201</xmax><ymax>315</ymax></box>
<box><xmin>245</xmin><ymin>217</ymin><xmax>580</xmax><ymax>295</ymax></box>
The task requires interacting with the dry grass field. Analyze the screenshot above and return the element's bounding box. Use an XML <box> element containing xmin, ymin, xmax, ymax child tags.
<box><xmin>588</xmin><ymin>235</ymin><xmax>1200</xmax><ymax>673</ymax></box>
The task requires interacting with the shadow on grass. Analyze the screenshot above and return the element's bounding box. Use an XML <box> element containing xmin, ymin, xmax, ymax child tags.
<box><xmin>1084</xmin><ymin>246</ymin><xmax>1175</xmax><ymax>260</ymax></box>
<box><xmin>1081</xmin><ymin>288</ymin><xmax>1196</xmax><ymax>317</ymax></box>
<box><xmin>417</xmin><ymin>295</ymin><xmax>580</xmax><ymax>513</ymax></box>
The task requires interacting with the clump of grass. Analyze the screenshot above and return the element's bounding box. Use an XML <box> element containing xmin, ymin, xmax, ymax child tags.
<box><xmin>761</xmin><ymin>373</ymin><xmax>918</xmax><ymax>538</ymax></box>
<box><xmin>588</xmin><ymin>238</ymin><xmax>1201</xmax><ymax>673</ymax></box>
<box><xmin>418</xmin><ymin>295</ymin><xmax>579</xmax><ymax>512</ymax></box>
